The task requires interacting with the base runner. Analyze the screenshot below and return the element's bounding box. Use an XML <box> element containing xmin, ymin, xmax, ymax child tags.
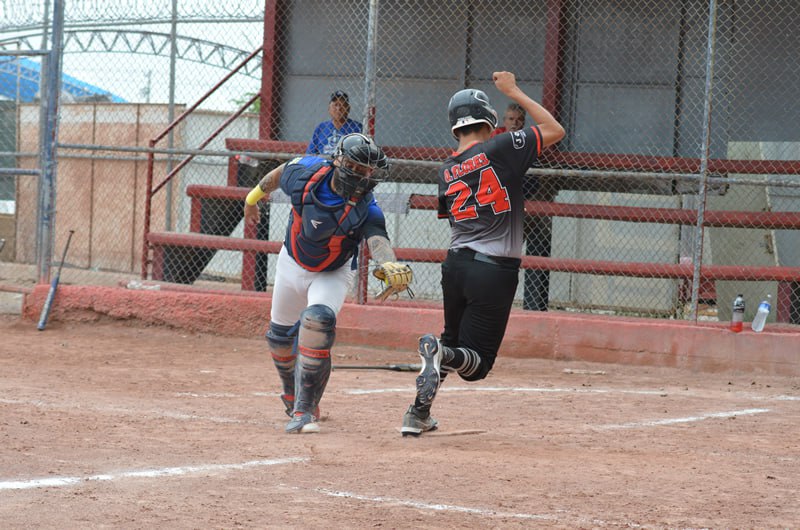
<box><xmin>401</xmin><ymin>71</ymin><xmax>566</xmax><ymax>436</ymax></box>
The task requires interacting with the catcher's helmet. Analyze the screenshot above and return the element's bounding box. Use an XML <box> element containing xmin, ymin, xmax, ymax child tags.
<box><xmin>448</xmin><ymin>89</ymin><xmax>498</xmax><ymax>137</ymax></box>
<box><xmin>332</xmin><ymin>133</ymin><xmax>389</xmax><ymax>204</ymax></box>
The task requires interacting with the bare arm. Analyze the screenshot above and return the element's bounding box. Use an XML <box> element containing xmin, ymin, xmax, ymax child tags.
<box><xmin>366</xmin><ymin>234</ymin><xmax>397</xmax><ymax>264</ymax></box>
<box><xmin>243</xmin><ymin>162</ymin><xmax>286</xmax><ymax>226</ymax></box>
<box><xmin>493</xmin><ymin>71</ymin><xmax>565</xmax><ymax>148</ymax></box>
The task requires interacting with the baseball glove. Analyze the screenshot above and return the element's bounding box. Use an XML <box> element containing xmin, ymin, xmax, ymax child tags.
<box><xmin>372</xmin><ymin>261</ymin><xmax>414</xmax><ymax>302</ymax></box>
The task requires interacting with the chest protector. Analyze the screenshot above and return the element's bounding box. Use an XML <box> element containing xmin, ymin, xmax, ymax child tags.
<box><xmin>285</xmin><ymin>166</ymin><xmax>373</xmax><ymax>272</ymax></box>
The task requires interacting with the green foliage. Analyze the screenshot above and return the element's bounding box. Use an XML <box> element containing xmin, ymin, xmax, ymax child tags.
<box><xmin>232</xmin><ymin>92</ymin><xmax>261</xmax><ymax>114</ymax></box>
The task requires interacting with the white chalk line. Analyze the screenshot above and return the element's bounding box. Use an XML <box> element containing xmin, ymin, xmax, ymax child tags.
<box><xmin>313</xmin><ymin>487</ymin><xmax>651</xmax><ymax>529</ymax></box>
<box><xmin>317</xmin><ymin>487</ymin><xmax>554</xmax><ymax>522</ymax></box>
<box><xmin>597</xmin><ymin>408</ymin><xmax>770</xmax><ymax>429</ymax></box>
<box><xmin>0</xmin><ymin>457</ymin><xmax>307</xmax><ymax>492</ymax></box>
<box><xmin>1</xmin><ymin>388</ymin><xmax>789</xmax><ymax>432</ymax></box>
<box><xmin>344</xmin><ymin>386</ymin><xmax>666</xmax><ymax>396</ymax></box>
<box><xmin>175</xmin><ymin>387</ymin><xmax>800</xmax><ymax>404</ymax></box>
<box><xmin>0</xmin><ymin>459</ymin><xmax>651</xmax><ymax>528</ymax></box>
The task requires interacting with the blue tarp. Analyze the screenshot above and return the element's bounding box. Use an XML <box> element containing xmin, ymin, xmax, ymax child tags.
<box><xmin>0</xmin><ymin>56</ymin><xmax>126</xmax><ymax>103</ymax></box>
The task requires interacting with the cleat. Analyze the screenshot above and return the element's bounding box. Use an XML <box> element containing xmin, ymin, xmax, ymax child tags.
<box><xmin>285</xmin><ymin>412</ymin><xmax>320</xmax><ymax>434</ymax></box>
<box><xmin>280</xmin><ymin>394</ymin><xmax>320</xmax><ymax>420</ymax></box>
<box><xmin>401</xmin><ymin>405</ymin><xmax>438</xmax><ymax>436</ymax></box>
<box><xmin>415</xmin><ymin>334</ymin><xmax>442</xmax><ymax>408</ymax></box>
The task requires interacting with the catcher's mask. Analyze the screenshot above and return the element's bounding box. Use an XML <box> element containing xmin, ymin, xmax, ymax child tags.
<box><xmin>332</xmin><ymin>133</ymin><xmax>389</xmax><ymax>204</ymax></box>
<box><xmin>448</xmin><ymin>88</ymin><xmax>498</xmax><ymax>138</ymax></box>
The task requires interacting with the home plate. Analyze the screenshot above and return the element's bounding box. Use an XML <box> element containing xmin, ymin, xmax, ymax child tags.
<box><xmin>397</xmin><ymin>428</ymin><xmax>487</xmax><ymax>437</ymax></box>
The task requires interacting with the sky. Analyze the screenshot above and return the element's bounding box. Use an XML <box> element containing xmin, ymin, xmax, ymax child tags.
<box><xmin>1</xmin><ymin>2</ymin><xmax>266</xmax><ymax>111</ymax></box>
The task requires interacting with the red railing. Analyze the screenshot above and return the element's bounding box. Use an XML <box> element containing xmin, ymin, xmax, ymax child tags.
<box><xmin>178</xmin><ymin>181</ymin><xmax>800</xmax><ymax>288</ymax></box>
<box><xmin>142</xmin><ymin>46</ymin><xmax>264</xmax><ymax>278</ymax></box>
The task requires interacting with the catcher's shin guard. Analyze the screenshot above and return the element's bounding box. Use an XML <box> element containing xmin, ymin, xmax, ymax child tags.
<box><xmin>266</xmin><ymin>322</ymin><xmax>298</xmax><ymax>400</ymax></box>
<box><xmin>293</xmin><ymin>304</ymin><xmax>336</xmax><ymax>416</ymax></box>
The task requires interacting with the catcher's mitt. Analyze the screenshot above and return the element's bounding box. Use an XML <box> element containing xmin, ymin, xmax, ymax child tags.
<box><xmin>372</xmin><ymin>261</ymin><xmax>414</xmax><ymax>302</ymax></box>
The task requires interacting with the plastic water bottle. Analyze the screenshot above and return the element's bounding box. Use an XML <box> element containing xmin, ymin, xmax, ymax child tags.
<box><xmin>751</xmin><ymin>294</ymin><xmax>772</xmax><ymax>333</ymax></box>
<box><xmin>730</xmin><ymin>294</ymin><xmax>745</xmax><ymax>333</ymax></box>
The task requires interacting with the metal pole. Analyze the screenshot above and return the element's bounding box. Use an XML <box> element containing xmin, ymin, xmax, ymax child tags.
<box><xmin>689</xmin><ymin>0</ymin><xmax>718</xmax><ymax>322</ymax></box>
<box><xmin>36</xmin><ymin>0</ymin><xmax>64</xmax><ymax>284</ymax></box>
<box><xmin>356</xmin><ymin>0</ymin><xmax>380</xmax><ymax>304</ymax></box>
<box><xmin>15</xmin><ymin>42</ymin><xmax>22</xmax><ymax>103</ymax></box>
<box><xmin>165</xmin><ymin>0</ymin><xmax>179</xmax><ymax>231</ymax></box>
<box><xmin>363</xmin><ymin>0</ymin><xmax>379</xmax><ymax>137</ymax></box>
<box><xmin>41</xmin><ymin>0</ymin><xmax>52</xmax><ymax>50</ymax></box>
<box><xmin>36</xmin><ymin>0</ymin><xmax>52</xmax><ymax>167</ymax></box>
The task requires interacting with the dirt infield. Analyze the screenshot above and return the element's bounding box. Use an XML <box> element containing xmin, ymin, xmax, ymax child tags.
<box><xmin>1</xmin><ymin>315</ymin><xmax>798</xmax><ymax>529</ymax></box>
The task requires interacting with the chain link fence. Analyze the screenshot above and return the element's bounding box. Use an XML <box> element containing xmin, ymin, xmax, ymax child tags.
<box><xmin>1</xmin><ymin>0</ymin><xmax>799</xmax><ymax>327</ymax></box>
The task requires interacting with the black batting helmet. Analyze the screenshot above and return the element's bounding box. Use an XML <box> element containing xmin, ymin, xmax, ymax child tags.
<box><xmin>332</xmin><ymin>133</ymin><xmax>389</xmax><ymax>204</ymax></box>
<box><xmin>448</xmin><ymin>89</ymin><xmax>498</xmax><ymax>137</ymax></box>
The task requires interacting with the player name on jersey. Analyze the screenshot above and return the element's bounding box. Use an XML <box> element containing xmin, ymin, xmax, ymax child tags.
<box><xmin>443</xmin><ymin>152</ymin><xmax>490</xmax><ymax>183</ymax></box>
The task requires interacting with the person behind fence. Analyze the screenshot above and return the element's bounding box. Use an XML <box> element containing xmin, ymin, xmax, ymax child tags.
<box><xmin>244</xmin><ymin>133</ymin><xmax>413</xmax><ymax>434</ymax></box>
<box><xmin>490</xmin><ymin>102</ymin><xmax>526</xmax><ymax>137</ymax></box>
<box><xmin>400</xmin><ymin>71</ymin><xmax>565</xmax><ymax>436</ymax></box>
<box><xmin>306</xmin><ymin>90</ymin><xmax>363</xmax><ymax>156</ymax></box>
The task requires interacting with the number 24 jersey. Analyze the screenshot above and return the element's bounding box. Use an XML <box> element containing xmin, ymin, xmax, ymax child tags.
<box><xmin>437</xmin><ymin>126</ymin><xmax>543</xmax><ymax>259</ymax></box>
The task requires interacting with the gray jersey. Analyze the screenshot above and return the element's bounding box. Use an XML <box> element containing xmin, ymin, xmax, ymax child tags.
<box><xmin>437</xmin><ymin>126</ymin><xmax>543</xmax><ymax>258</ymax></box>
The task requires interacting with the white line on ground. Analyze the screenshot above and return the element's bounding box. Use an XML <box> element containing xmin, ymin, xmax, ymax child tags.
<box><xmin>597</xmin><ymin>408</ymin><xmax>770</xmax><ymax>429</ymax></box>
<box><xmin>0</xmin><ymin>458</ymin><xmax>307</xmax><ymax>492</ymax></box>
<box><xmin>344</xmin><ymin>386</ymin><xmax>666</xmax><ymax>396</ymax></box>
<box><xmin>174</xmin><ymin>392</ymin><xmax>240</xmax><ymax>398</ymax></box>
<box><xmin>314</xmin><ymin>488</ymin><xmax>651</xmax><ymax>529</ymax></box>
<box><xmin>317</xmin><ymin>487</ymin><xmax>555</xmax><ymax>521</ymax></box>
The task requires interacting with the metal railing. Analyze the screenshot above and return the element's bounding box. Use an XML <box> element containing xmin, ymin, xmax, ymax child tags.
<box><xmin>142</xmin><ymin>45</ymin><xmax>263</xmax><ymax>278</ymax></box>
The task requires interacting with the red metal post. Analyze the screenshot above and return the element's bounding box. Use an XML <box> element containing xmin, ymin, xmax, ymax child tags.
<box><xmin>260</xmin><ymin>0</ymin><xmax>280</xmax><ymax>140</ymax></box>
<box><xmin>141</xmin><ymin>142</ymin><xmax>156</xmax><ymax>279</ymax></box>
<box><xmin>542</xmin><ymin>0</ymin><xmax>566</xmax><ymax>121</ymax></box>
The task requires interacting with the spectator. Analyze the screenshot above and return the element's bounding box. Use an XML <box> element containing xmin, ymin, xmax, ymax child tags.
<box><xmin>306</xmin><ymin>90</ymin><xmax>363</xmax><ymax>155</ymax></box>
<box><xmin>490</xmin><ymin>102</ymin><xmax>526</xmax><ymax>137</ymax></box>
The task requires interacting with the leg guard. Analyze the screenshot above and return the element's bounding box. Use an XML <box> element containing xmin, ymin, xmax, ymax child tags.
<box><xmin>266</xmin><ymin>322</ymin><xmax>298</xmax><ymax>400</ymax></box>
<box><xmin>293</xmin><ymin>304</ymin><xmax>336</xmax><ymax>416</ymax></box>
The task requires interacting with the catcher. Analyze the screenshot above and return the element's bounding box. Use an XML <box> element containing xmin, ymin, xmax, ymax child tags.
<box><xmin>243</xmin><ymin>133</ymin><xmax>412</xmax><ymax>434</ymax></box>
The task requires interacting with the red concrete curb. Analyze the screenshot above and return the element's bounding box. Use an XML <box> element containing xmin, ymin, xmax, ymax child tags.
<box><xmin>22</xmin><ymin>284</ymin><xmax>800</xmax><ymax>376</ymax></box>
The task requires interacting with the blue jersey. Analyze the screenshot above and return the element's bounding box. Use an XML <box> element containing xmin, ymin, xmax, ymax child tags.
<box><xmin>306</xmin><ymin>119</ymin><xmax>363</xmax><ymax>155</ymax></box>
<box><xmin>280</xmin><ymin>156</ymin><xmax>387</xmax><ymax>272</ymax></box>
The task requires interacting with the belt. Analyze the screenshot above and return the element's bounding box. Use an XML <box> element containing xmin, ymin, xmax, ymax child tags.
<box><xmin>449</xmin><ymin>248</ymin><xmax>521</xmax><ymax>268</ymax></box>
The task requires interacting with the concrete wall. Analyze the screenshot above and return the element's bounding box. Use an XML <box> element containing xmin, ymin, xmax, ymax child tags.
<box><xmin>12</xmin><ymin>105</ymin><xmax>264</xmax><ymax>276</ymax></box>
<box><xmin>14</xmin><ymin>103</ymin><xmax>190</xmax><ymax>273</ymax></box>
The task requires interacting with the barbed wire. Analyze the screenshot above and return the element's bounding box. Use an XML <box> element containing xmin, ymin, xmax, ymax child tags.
<box><xmin>0</xmin><ymin>0</ymin><xmax>264</xmax><ymax>31</ymax></box>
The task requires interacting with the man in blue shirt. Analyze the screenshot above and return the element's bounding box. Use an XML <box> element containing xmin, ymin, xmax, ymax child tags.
<box><xmin>306</xmin><ymin>90</ymin><xmax>363</xmax><ymax>156</ymax></box>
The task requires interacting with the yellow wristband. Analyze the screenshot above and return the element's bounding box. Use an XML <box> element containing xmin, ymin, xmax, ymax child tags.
<box><xmin>245</xmin><ymin>186</ymin><xmax>266</xmax><ymax>206</ymax></box>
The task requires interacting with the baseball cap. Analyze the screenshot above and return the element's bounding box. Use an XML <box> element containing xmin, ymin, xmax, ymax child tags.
<box><xmin>330</xmin><ymin>90</ymin><xmax>349</xmax><ymax>102</ymax></box>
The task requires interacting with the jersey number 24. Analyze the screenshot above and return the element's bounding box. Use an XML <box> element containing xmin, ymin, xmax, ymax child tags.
<box><xmin>445</xmin><ymin>167</ymin><xmax>511</xmax><ymax>222</ymax></box>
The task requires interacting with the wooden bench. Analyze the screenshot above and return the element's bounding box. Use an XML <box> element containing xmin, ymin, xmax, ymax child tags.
<box><xmin>148</xmin><ymin>232</ymin><xmax>282</xmax><ymax>290</ymax></box>
<box><xmin>154</xmin><ymin>184</ymin><xmax>800</xmax><ymax>310</ymax></box>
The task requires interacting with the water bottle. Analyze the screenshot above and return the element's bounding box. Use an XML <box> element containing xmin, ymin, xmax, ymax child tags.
<box><xmin>730</xmin><ymin>294</ymin><xmax>745</xmax><ymax>333</ymax></box>
<box><xmin>751</xmin><ymin>294</ymin><xmax>772</xmax><ymax>333</ymax></box>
